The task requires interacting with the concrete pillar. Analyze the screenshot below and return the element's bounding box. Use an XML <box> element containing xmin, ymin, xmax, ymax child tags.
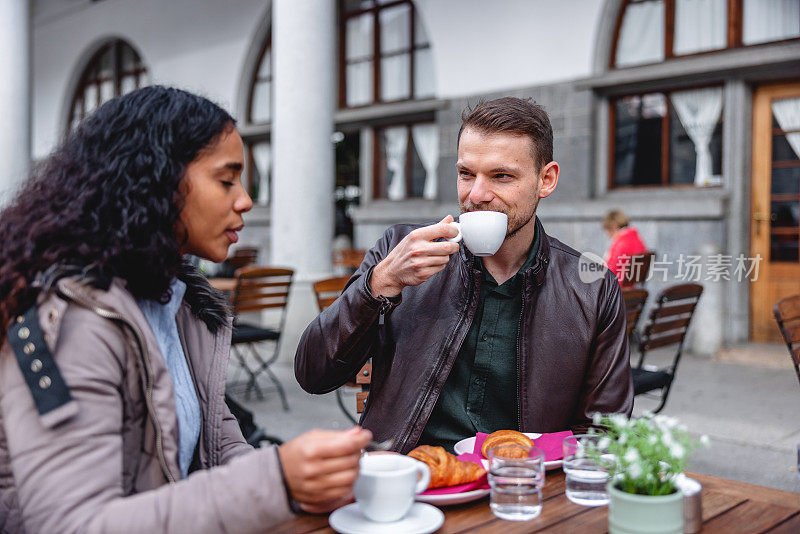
<box><xmin>0</xmin><ymin>0</ymin><xmax>31</xmax><ymax>206</ymax></box>
<box><xmin>272</xmin><ymin>0</ymin><xmax>335</xmax><ymax>276</ymax></box>
<box><xmin>272</xmin><ymin>0</ymin><xmax>336</xmax><ymax>362</ymax></box>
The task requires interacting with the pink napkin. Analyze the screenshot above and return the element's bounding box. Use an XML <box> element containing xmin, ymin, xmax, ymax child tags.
<box><xmin>419</xmin><ymin>451</ymin><xmax>489</xmax><ymax>495</ymax></box>
<box><xmin>472</xmin><ymin>430</ymin><xmax>573</xmax><ymax>462</ymax></box>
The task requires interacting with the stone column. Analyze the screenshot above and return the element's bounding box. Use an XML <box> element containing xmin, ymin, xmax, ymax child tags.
<box><xmin>0</xmin><ymin>0</ymin><xmax>31</xmax><ymax>206</ymax></box>
<box><xmin>272</xmin><ymin>0</ymin><xmax>335</xmax><ymax>276</ymax></box>
<box><xmin>271</xmin><ymin>0</ymin><xmax>336</xmax><ymax>361</ymax></box>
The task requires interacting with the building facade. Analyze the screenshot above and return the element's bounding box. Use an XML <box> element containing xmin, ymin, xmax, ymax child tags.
<box><xmin>3</xmin><ymin>0</ymin><xmax>799</xmax><ymax>357</ymax></box>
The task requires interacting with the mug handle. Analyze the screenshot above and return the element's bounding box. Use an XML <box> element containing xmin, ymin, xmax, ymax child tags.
<box><xmin>414</xmin><ymin>463</ymin><xmax>431</xmax><ymax>494</ymax></box>
<box><xmin>446</xmin><ymin>221</ymin><xmax>462</xmax><ymax>243</ymax></box>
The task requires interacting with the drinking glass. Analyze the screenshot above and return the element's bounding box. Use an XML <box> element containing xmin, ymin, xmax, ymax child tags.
<box><xmin>487</xmin><ymin>444</ymin><xmax>545</xmax><ymax>521</ymax></box>
<box><xmin>562</xmin><ymin>434</ymin><xmax>612</xmax><ymax>506</ymax></box>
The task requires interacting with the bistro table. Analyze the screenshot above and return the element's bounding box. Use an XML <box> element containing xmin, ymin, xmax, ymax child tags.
<box><xmin>274</xmin><ymin>470</ymin><xmax>800</xmax><ymax>533</ymax></box>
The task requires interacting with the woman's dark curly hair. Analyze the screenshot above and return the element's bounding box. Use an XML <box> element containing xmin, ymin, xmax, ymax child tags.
<box><xmin>0</xmin><ymin>85</ymin><xmax>235</xmax><ymax>337</ymax></box>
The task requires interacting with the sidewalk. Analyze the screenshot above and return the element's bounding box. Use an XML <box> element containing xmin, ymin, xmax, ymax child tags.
<box><xmin>235</xmin><ymin>346</ymin><xmax>800</xmax><ymax>493</ymax></box>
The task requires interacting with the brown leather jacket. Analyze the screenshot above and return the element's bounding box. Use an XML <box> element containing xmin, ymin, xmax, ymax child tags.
<box><xmin>0</xmin><ymin>271</ymin><xmax>293</xmax><ymax>533</ymax></box>
<box><xmin>296</xmin><ymin>218</ymin><xmax>633</xmax><ymax>453</ymax></box>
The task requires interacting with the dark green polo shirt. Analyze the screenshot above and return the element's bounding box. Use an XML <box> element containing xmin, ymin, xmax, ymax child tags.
<box><xmin>419</xmin><ymin>225</ymin><xmax>539</xmax><ymax>453</ymax></box>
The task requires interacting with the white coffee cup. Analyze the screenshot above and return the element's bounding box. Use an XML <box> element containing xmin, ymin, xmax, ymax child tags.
<box><xmin>448</xmin><ymin>211</ymin><xmax>508</xmax><ymax>256</ymax></box>
<box><xmin>353</xmin><ymin>453</ymin><xmax>431</xmax><ymax>522</ymax></box>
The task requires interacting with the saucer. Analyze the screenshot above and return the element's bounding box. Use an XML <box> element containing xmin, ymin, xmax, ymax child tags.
<box><xmin>416</xmin><ymin>487</ymin><xmax>490</xmax><ymax>506</ymax></box>
<box><xmin>329</xmin><ymin>502</ymin><xmax>444</xmax><ymax>534</ymax></box>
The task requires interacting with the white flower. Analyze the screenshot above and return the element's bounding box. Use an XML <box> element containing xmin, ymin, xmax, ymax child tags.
<box><xmin>648</xmin><ymin>435</ymin><xmax>658</xmax><ymax>445</ymax></box>
<box><xmin>624</xmin><ymin>448</ymin><xmax>640</xmax><ymax>463</ymax></box>
<box><xmin>628</xmin><ymin>461</ymin><xmax>643</xmax><ymax>479</ymax></box>
<box><xmin>592</xmin><ymin>412</ymin><xmax>602</xmax><ymax>424</ymax></box>
<box><xmin>611</xmin><ymin>414</ymin><xmax>628</xmax><ymax>427</ymax></box>
<box><xmin>700</xmin><ymin>435</ymin><xmax>710</xmax><ymax>447</ymax></box>
<box><xmin>662</xmin><ymin>431</ymin><xmax>674</xmax><ymax>447</ymax></box>
<box><xmin>598</xmin><ymin>437</ymin><xmax>611</xmax><ymax>450</ymax></box>
<box><xmin>669</xmin><ymin>443</ymin><xmax>686</xmax><ymax>460</ymax></box>
<box><xmin>618</xmin><ymin>433</ymin><xmax>627</xmax><ymax>445</ymax></box>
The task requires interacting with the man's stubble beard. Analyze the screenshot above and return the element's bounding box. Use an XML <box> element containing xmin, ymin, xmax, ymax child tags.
<box><xmin>459</xmin><ymin>188</ymin><xmax>541</xmax><ymax>239</ymax></box>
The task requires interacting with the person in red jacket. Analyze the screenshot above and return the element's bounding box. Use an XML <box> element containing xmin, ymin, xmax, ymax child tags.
<box><xmin>603</xmin><ymin>210</ymin><xmax>648</xmax><ymax>288</ymax></box>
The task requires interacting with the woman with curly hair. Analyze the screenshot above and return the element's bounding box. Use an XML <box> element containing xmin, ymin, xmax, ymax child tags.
<box><xmin>0</xmin><ymin>86</ymin><xmax>370</xmax><ymax>533</ymax></box>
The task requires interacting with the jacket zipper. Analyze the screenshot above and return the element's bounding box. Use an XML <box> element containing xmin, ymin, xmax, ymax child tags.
<box><xmin>58</xmin><ymin>285</ymin><xmax>177</xmax><ymax>484</ymax></box>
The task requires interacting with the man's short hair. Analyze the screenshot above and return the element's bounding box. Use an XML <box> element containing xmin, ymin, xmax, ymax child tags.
<box><xmin>458</xmin><ymin>97</ymin><xmax>553</xmax><ymax>171</ymax></box>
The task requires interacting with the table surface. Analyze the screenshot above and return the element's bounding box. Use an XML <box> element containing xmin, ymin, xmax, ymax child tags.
<box><xmin>275</xmin><ymin>471</ymin><xmax>800</xmax><ymax>533</ymax></box>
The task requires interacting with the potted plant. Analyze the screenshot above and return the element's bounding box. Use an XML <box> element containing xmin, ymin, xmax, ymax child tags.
<box><xmin>588</xmin><ymin>413</ymin><xmax>709</xmax><ymax>534</ymax></box>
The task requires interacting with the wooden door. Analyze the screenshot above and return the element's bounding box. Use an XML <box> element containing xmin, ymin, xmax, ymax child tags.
<box><xmin>751</xmin><ymin>82</ymin><xmax>800</xmax><ymax>341</ymax></box>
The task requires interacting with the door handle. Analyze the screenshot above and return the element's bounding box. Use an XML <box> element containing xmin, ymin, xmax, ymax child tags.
<box><xmin>753</xmin><ymin>211</ymin><xmax>776</xmax><ymax>237</ymax></box>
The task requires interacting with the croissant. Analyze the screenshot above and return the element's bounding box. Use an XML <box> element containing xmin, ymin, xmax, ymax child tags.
<box><xmin>407</xmin><ymin>445</ymin><xmax>486</xmax><ymax>489</ymax></box>
<box><xmin>481</xmin><ymin>430</ymin><xmax>533</xmax><ymax>458</ymax></box>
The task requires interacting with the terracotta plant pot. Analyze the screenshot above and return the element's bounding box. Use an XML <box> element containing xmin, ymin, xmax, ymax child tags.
<box><xmin>607</xmin><ymin>482</ymin><xmax>684</xmax><ymax>534</ymax></box>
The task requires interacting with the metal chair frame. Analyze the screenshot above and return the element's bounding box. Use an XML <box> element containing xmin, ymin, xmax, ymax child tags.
<box><xmin>229</xmin><ymin>266</ymin><xmax>293</xmax><ymax>410</ymax></box>
<box><xmin>633</xmin><ymin>283</ymin><xmax>703</xmax><ymax>413</ymax></box>
<box><xmin>773</xmin><ymin>294</ymin><xmax>800</xmax><ymax>387</ymax></box>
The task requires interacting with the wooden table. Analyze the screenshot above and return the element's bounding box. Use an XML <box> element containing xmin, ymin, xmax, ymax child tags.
<box><xmin>275</xmin><ymin>471</ymin><xmax>800</xmax><ymax>533</ymax></box>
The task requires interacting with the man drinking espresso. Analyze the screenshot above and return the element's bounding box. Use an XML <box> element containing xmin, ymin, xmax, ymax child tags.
<box><xmin>295</xmin><ymin>97</ymin><xmax>633</xmax><ymax>453</ymax></box>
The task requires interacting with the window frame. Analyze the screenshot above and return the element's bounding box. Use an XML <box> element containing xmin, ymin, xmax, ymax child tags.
<box><xmin>372</xmin><ymin>118</ymin><xmax>435</xmax><ymax>200</ymax></box>
<box><xmin>610</xmin><ymin>0</ymin><xmax>800</xmax><ymax>69</ymax></box>
<box><xmin>607</xmin><ymin>82</ymin><xmax>725</xmax><ymax>190</ymax></box>
<box><xmin>68</xmin><ymin>40</ymin><xmax>147</xmax><ymax>130</ymax></box>
<box><xmin>338</xmin><ymin>0</ymin><xmax>432</xmax><ymax>109</ymax></box>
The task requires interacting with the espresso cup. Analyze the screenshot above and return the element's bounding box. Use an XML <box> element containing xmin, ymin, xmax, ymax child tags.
<box><xmin>448</xmin><ymin>211</ymin><xmax>508</xmax><ymax>256</ymax></box>
<box><xmin>353</xmin><ymin>453</ymin><xmax>431</xmax><ymax>522</ymax></box>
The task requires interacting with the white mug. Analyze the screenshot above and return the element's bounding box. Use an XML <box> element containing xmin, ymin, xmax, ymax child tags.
<box><xmin>353</xmin><ymin>453</ymin><xmax>431</xmax><ymax>522</ymax></box>
<box><xmin>448</xmin><ymin>211</ymin><xmax>508</xmax><ymax>256</ymax></box>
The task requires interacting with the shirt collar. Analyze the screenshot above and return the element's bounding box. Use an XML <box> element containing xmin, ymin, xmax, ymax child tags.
<box><xmin>165</xmin><ymin>278</ymin><xmax>187</xmax><ymax>318</ymax></box>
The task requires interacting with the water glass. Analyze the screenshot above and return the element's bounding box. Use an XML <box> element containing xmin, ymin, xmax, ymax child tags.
<box><xmin>487</xmin><ymin>444</ymin><xmax>545</xmax><ymax>521</ymax></box>
<box><xmin>563</xmin><ymin>434</ymin><xmax>612</xmax><ymax>506</ymax></box>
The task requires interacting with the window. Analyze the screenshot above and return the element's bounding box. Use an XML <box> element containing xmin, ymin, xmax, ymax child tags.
<box><xmin>374</xmin><ymin>121</ymin><xmax>437</xmax><ymax>200</ymax></box>
<box><xmin>613</xmin><ymin>0</ymin><xmax>800</xmax><ymax>68</ymax></box>
<box><xmin>770</xmin><ymin>97</ymin><xmax>800</xmax><ymax>261</ymax></box>
<box><xmin>340</xmin><ymin>0</ymin><xmax>434</xmax><ymax>108</ymax></box>
<box><xmin>68</xmin><ymin>40</ymin><xmax>147</xmax><ymax>131</ymax></box>
<box><xmin>243</xmin><ymin>39</ymin><xmax>273</xmax><ymax>203</ymax></box>
<box><xmin>611</xmin><ymin>86</ymin><xmax>723</xmax><ymax>188</ymax></box>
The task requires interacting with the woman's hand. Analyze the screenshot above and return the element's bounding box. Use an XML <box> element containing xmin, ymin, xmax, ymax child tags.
<box><xmin>278</xmin><ymin>426</ymin><xmax>372</xmax><ymax>511</ymax></box>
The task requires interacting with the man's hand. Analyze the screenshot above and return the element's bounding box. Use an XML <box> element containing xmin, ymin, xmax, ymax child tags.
<box><xmin>370</xmin><ymin>215</ymin><xmax>460</xmax><ymax>297</ymax></box>
<box><xmin>278</xmin><ymin>427</ymin><xmax>372</xmax><ymax>509</ymax></box>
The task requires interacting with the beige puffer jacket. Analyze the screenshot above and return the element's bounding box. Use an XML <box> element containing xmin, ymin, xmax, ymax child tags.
<box><xmin>0</xmin><ymin>274</ymin><xmax>293</xmax><ymax>533</ymax></box>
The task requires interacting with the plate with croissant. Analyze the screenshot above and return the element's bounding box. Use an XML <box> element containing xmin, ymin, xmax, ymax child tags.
<box><xmin>406</xmin><ymin>445</ymin><xmax>490</xmax><ymax>506</ymax></box>
<box><xmin>453</xmin><ymin>430</ymin><xmax>566</xmax><ymax>471</ymax></box>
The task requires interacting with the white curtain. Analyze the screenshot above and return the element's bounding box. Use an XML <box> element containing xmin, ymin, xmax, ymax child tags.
<box><xmin>743</xmin><ymin>0</ymin><xmax>800</xmax><ymax>45</ymax></box>
<box><xmin>384</xmin><ymin>127</ymin><xmax>408</xmax><ymax>200</ymax></box>
<box><xmin>772</xmin><ymin>97</ymin><xmax>800</xmax><ymax>160</ymax></box>
<box><xmin>411</xmin><ymin>124</ymin><xmax>439</xmax><ymax>200</ymax></box>
<box><xmin>616</xmin><ymin>0</ymin><xmax>665</xmax><ymax>67</ymax></box>
<box><xmin>670</xmin><ymin>87</ymin><xmax>723</xmax><ymax>186</ymax></box>
<box><xmin>674</xmin><ymin>0</ymin><xmax>727</xmax><ymax>55</ymax></box>
<box><xmin>252</xmin><ymin>142</ymin><xmax>271</xmax><ymax>205</ymax></box>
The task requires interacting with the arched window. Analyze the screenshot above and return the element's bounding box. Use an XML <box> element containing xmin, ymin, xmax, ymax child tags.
<box><xmin>68</xmin><ymin>40</ymin><xmax>147</xmax><ymax>131</ymax></box>
<box><xmin>340</xmin><ymin>0</ymin><xmax>434</xmax><ymax>108</ymax></box>
<box><xmin>243</xmin><ymin>37</ymin><xmax>272</xmax><ymax>205</ymax></box>
<box><xmin>338</xmin><ymin>0</ymin><xmax>438</xmax><ymax>203</ymax></box>
<box><xmin>612</xmin><ymin>0</ymin><xmax>800</xmax><ymax>69</ymax></box>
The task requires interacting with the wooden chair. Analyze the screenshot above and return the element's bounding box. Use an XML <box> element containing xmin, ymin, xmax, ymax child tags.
<box><xmin>312</xmin><ymin>276</ymin><xmax>351</xmax><ymax>311</ymax></box>
<box><xmin>622</xmin><ymin>251</ymin><xmax>655</xmax><ymax>288</ymax></box>
<box><xmin>229</xmin><ymin>266</ymin><xmax>293</xmax><ymax>409</ymax></box>
<box><xmin>773</xmin><ymin>294</ymin><xmax>800</xmax><ymax>386</ymax></box>
<box><xmin>218</xmin><ymin>247</ymin><xmax>259</xmax><ymax>278</ymax></box>
<box><xmin>632</xmin><ymin>283</ymin><xmax>703</xmax><ymax>413</ymax></box>
<box><xmin>622</xmin><ymin>288</ymin><xmax>648</xmax><ymax>341</ymax></box>
<box><xmin>333</xmin><ymin>248</ymin><xmax>366</xmax><ymax>272</ymax></box>
<box><xmin>312</xmin><ymin>275</ymin><xmax>370</xmax><ymax>423</ymax></box>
